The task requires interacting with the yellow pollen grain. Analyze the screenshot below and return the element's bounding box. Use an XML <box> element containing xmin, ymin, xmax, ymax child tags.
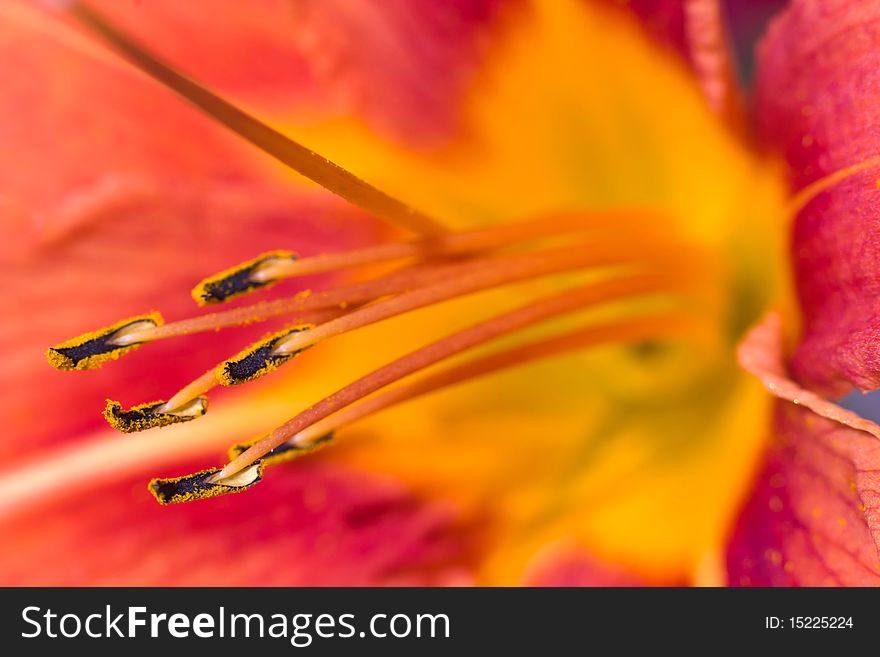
<box><xmin>103</xmin><ymin>397</ymin><xmax>208</xmax><ymax>433</ymax></box>
<box><xmin>226</xmin><ymin>433</ymin><xmax>334</xmax><ymax>466</ymax></box>
<box><xmin>191</xmin><ymin>250</ymin><xmax>297</xmax><ymax>306</ymax></box>
<box><xmin>215</xmin><ymin>325</ymin><xmax>313</xmax><ymax>386</ymax></box>
<box><xmin>148</xmin><ymin>463</ymin><xmax>263</xmax><ymax>505</ymax></box>
<box><xmin>45</xmin><ymin>311</ymin><xmax>164</xmax><ymax>371</ymax></box>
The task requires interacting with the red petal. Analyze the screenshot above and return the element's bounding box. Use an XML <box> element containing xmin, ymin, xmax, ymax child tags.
<box><xmin>596</xmin><ymin>0</ymin><xmax>687</xmax><ymax>54</ymax></box>
<box><xmin>66</xmin><ymin>0</ymin><xmax>514</xmax><ymax>147</ymax></box>
<box><xmin>756</xmin><ymin>0</ymin><xmax>880</xmax><ymax>395</ymax></box>
<box><xmin>726</xmin><ymin>403</ymin><xmax>880</xmax><ymax>586</ymax></box>
<box><xmin>282</xmin><ymin>0</ymin><xmax>515</xmax><ymax>146</ymax></box>
<box><xmin>0</xmin><ymin>459</ymin><xmax>476</xmax><ymax>585</ymax></box>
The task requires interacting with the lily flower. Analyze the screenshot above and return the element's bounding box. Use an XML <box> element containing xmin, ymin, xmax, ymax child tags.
<box><xmin>0</xmin><ymin>0</ymin><xmax>877</xmax><ymax>586</ymax></box>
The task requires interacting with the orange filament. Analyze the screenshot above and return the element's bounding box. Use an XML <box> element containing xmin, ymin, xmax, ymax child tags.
<box><xmin>289</xmin><ymin>312</ymin><xmax>708</xmax><ymax>447</ymax></box>
<box><xmin>212</xmin><ymin>271</ymin><xmax>697</xmax><ymax>481</ymax></box>
<box><xmin>106</xmin><ymin>228</ymin><xmax>680</xmax><ymax>344</ymax></box>
<box><xmin>269</xmin><ymin>240</ymin><xmax>697</xmax><ymax>357</ymax></box>
<box><xmin>68</xmin><ymin>2</ymin><xmax>446</xmax><ymax>236</ymax></box>
<box><xmin>249</xmin><ymin>209</ymin><xmax>665</xmax><ymax>283</ymax></box>
<box><xmin>112</xmin><ymin>210</ymin><xmax>669</xmax><ymax>346</ymax></box>
<box><xmin>160</xmin><ymin>370</ymin><xmax>218</xmax><ymax>415</ymax></box>
<box><xmin>158</xmin><ymin>307</ymin><xmax>348</xmax><ymax>413</ymax></box>
<box><xmin>154</xmin><ymin>237</ymin><xmax>691</xmax><ymax>414</ymax></box>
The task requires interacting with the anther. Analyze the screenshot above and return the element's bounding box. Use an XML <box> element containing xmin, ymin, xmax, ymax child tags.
<box><xmin>103</xmin><ymin>397</ymin><xmax>208</xmax><ymax>433</ymax></box>
<box><xmin>46</xmin><ymin>312</ymin><xmax>163</xmax><ymax>371</ymax></box>
<box><xmin>148</xmin><ymin>462</ymin><xmax>263</xmax><ymax>505</ymax></box>
<box><xmin>216</xmin><ymin>326</ymin><xmax>313</xmax><ymax>386</ymax></box>
<box><xmin>191</xmin><ymin>251</ymin><xmax>298</xmax><ymax>305</ymax></box>
<box><xmin>225</xmin><ymin>432</ymin><xmax>334</xmax><ymax>467</ymax></box>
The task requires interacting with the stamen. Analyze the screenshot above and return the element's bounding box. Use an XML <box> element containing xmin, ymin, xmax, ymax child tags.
<box><xmin>268</xmin><ymin>240</ymin><xmax>691</xmax><ymax>357</ymax></box>
<box><xmin>285</xmin><ymin>313</ymin><xmax>706</xmax><ymax>448</ymax></box>
<box><xmin>103</xmin><ymin>397</ymin><xmax>208</xmax><ymax>433</ymax></box>
<box><xmin>46</xmin><ymin>312</ymin><xmax>163</xmax><ymax>370</ymax></box>
<box><xmin>191</xmin><ymin>250</ymin><xmax>297</xmax><ymax>306</ymax></box>
<box><xmin>227</xmin><ymin>432</ymin><xmax>335</xmax><ymax>467</ymax></box>
<box><xmin>67</xmin><ymin>2</ymin><xmax>447</xmax><ymax>236</ymax></box>
<box><xmin>786</xmin><ymin>154</ymin><xmax>880</xmax><ymax>217</ymax></box>
<box><xmin>219</xmin><ymin>210</ymin><xmax>665</xmax><ymax>292</ymax></box>
<box><xmin>108</xmin><ymin>300</ymin><xmax>348</xmax><ymax>350</ymax></box>
<box><xmin>121</xmin><ymin>240</ymin><xmax>685</xmax><ymax>435</ymax></box>
<box><xmin>90</xmin><ymin>212</ymin><xmax>672</xmax><ymax>351</ymax></box>
<box><xmin>217</xmin><ymin>326</ymin><xmax>313</xmax><ymax>386</ymax></box>
<box><xmin>158</xmin><ymin>370</ymin><xmax>219</xmax><ymax>417</ymax></box>
<box><xmin>211</xmin><ymin>271</ymin><xmax>694</xmax><ymax>482</ymax></box>
<box><xmin>148</xmin><ymin>462</ymin><xmax>263</xmax><ymax>505</ymax></box>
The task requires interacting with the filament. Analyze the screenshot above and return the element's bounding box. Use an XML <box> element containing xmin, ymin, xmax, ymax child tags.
<box><xmin>269</xmin><ymin>239</ymin><xmax>693</xmax><ymax>357</ymax></box>
<box><xmin>160</xmin><ymin>370</ymin><xmax>218</xmax><ymax>415</ymax></box>
<box><xmin>145</xmin><ymin>239</ymin><xmax>689</xmax><ymax>418</ymax></box>
<box><xmin>288</xmin><ymin>312</ymin><xmax>708</xmax><ymax>447</ymax></box>
<box><xmin>156</xmin><ymin>307</ymin><xmax>348</xmax><ymax>415</ymax></box>
<box><xmin>108</xmin><ymin>222</ymin><xmax>676</xmax><ymax>347</ymax></box>
<box><xmin>212</xmin><ymin>271</ymin><xmax>696</xmax><ymax>482</ymax></box>
<box><xmin>248</xmin><ymin>209</ymin><xmax>664</xmax><ymax>283</ymax></box>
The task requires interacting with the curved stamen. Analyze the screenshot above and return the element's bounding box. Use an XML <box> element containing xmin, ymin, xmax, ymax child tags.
<box><xmin>120</xmin><ymin>308</ymin><xmax>348</xmax><ymax>423</ymax></box>
<box><xmin>268</xmin><ymin>240</ymin><xmax>694</xmax><ymax>357</ymax></box>
<box><xmin>211</xmin><ymin>270</ymin><xmax>698</xmax><ymax>483</ymax></box>
<box><xmin>283</xmin><ymin>312</ymin><xmax>709</xmax><ymax>449</ymax></box>
<box><xmin>229</xmin><ymin>210</ymin><xmax>664</xmax><ymax>290</ymax></box>
<box><xmin>109</xmin><ymin>212</ymin><xmax>670</xmax><ymax>347</ymax></box>
<box><xmin>105</xmin><ymin>239</ymin><xmax>699</xmax><ymax>431</ymax></box>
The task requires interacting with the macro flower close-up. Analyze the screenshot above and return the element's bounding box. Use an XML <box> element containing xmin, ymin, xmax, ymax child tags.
<box><xmin>1</xmin><ymin>0</ymin><xmax>879</xmax><ymax>588</ymax></box>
